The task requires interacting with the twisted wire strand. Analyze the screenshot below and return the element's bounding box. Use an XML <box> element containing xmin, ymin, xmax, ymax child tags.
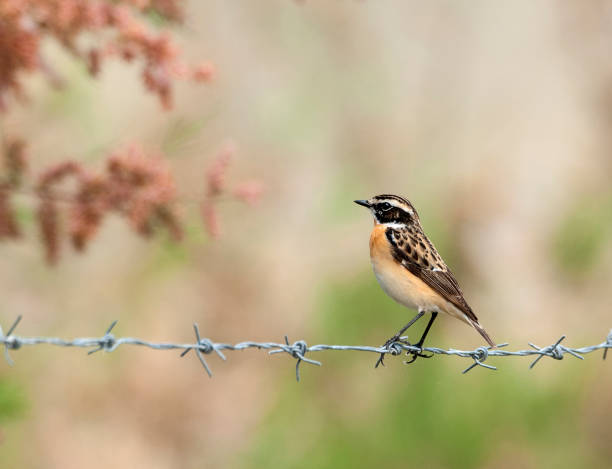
<box><xmin>1</xmin><ymin>316</ymin><xmax>611</xmax><ymax>381</ymax></box>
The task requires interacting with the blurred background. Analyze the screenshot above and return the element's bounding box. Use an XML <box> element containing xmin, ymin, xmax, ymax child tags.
<box><xmin>2</xmin><ymin>1</ymin><xmax>612</xmax><ymax>468</ymax></box>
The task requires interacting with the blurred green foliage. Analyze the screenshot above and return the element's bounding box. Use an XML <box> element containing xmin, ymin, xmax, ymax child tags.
<box><xmin>240</xmin><ymin>273</ymin><xmax>606</xmax><ymax>469</ymax></box>
<box><xmin>161</xmin><ymin>116</ymin><xmax>217</xmax><ymax>156</ymax></box>
<box><xmin>144</xmin><ymin>9</ymin><xmax>172</xmax><ymax>28</ymax></box>
<box><xmin>0</xmin><ymin>377</ymin><xmax>26</xmax><ymax>423</ymax></box>
<box><xmin>552</xmin><ymin>194</ymin><xmax>612</xmax><ymax>277</ymax></box>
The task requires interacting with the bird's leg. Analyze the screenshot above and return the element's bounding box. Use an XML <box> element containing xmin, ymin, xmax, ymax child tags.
<box><xmin>405</xmin><ymin>312</ymin><xmax>437</xmax><ymax>364</ymax></box>
<box><xmin>375</xmin><ymin>310</ymin><xmax>425</xmax><ymax>368</ymax></box>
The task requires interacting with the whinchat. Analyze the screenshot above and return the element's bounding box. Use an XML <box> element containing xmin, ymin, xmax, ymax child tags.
<box><xmin>355</xmin><ymin>194</ymin><xmax>495</xmax><ymax>365</ymax></box>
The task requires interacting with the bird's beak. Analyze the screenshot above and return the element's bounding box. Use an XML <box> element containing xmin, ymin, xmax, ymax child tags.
<box><xmin>354</xmin><ymin>199</ymin><xmax>371</xmax><ymax>208</ymax></box>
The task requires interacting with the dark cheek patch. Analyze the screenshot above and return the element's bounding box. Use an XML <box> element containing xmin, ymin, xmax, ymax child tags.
<box><xmin>376</xmin><ymin>206</ymin><xmax>413</xmax><ymax>224</ymax></box>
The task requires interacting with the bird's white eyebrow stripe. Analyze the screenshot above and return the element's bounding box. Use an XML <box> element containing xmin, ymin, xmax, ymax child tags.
<box><xmin>380</xmin><ymin>199</ymin><xmax>406</xmax><ymax>209</ymax></box>
<box><xmin>380</xmin><ymin>198</ymin><xmax>415</xmax><ymax>216</ymax></box>
<box><xmin>374</xmin><ymin>194</ymin><xmax>409</xmax><ymax>205</ymax></box>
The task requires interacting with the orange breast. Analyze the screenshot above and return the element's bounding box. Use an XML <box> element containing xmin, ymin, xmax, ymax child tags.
<box><xmin>368</xmin><ymin>225</ymin><xmax>469</xmax><ymax>323</ymax></box>
<box><xmin>369</xmin><ymin>224</ymin><xmax>395</xmax><ymax>263</ymax></box>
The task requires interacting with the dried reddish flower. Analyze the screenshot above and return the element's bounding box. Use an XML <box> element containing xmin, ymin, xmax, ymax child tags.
<box><xmin>0</xmin><ymin>139</ymin><xmax>260</xmax><ymax>263</ymax></box>
<box><xmin>0</xmin><ymin>7</ymin><xmax>39</xmax><ymax>110</ymax></box>
<box><xmin>69</xmin><ymin>172</ymin><xmax>108</xmax><ymax>251</ymax></box>
<box><xmin>106</xmin><ymin>144</ymin><xmax>179</xmax><ymax>237</ymax></box>
<box><xmin>200</xmin><ymin>201</ymin><xmax>220</xmax><ymax>239</ymax></box>
<box><xmin>0</xmin><ymin>3</ymin><xmax>265</xmax><ymax>263</ymax></box>
<box><xmin>155</xmin><ymin>205</ymin><xmax>183</xmax><ymax>241</ymax></box>
<box><xmin>36</xmin><ymin>161</ymin><xmax>81</xmax><ymax>192</ymax></box>
<box><xmin>199</xmin><ymin>143</ymin><xmax>264</xmax><ymax>237</ymax></box>
<box><xmin>0</xmin><ymin>188</ymin><xmax>20</xmax><ymax>239</ymax></box>
<box><xmin>206</xmin><ymin>143</ymin><xmax>235</xmax><ymax>197</ymax></box>
<box><xmin>146</xmin><ymin>0</ymin><xmax>185</xmax><ymax>22</ymax></box>
<box><xmin>3</xmin><ymin>138</ymin><xmax>28</xmax><ymax>188</ymax></box>
<box><xmin>35</xmin><ymin>160</ymin><xmax>81</xmax><ymax>263</ymax></box>
<box><xmin>38</xmin><ymin>199</ymin><xmax>60</xmax><ymax>264</ymax></box>
<box><xmin>192</xmin><ymin>62</ymin><xmax>215</xmax><ymax>82</ymax></box>
<box><xmin>0</xmin><ymin>0</ymin><xmax>208</xmax><ymax>111</ymax></box>
<box><xmin>0</xmin><ymin>137</ymin><xmax>27</xmax><ymax>239</ymax></box>
<box><xmin>31</xmin><ymin>145</ymin><xmax>185</xmax><ymax>261</ymax></box>
<box><xmin>87</xmin><ymin>48</ymin><xmax>102</xmax><ymax>77</ymax></box>
<box><xmin>233</xmin><ymin>180</ymin><xmax>264</xmax><ymax>206</ymax></box>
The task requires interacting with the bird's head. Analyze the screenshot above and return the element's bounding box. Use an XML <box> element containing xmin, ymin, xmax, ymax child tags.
<box><xmin>354</xmin><ymin>194</ymin><xmax>420</xmax><ymax>227</ymax></box>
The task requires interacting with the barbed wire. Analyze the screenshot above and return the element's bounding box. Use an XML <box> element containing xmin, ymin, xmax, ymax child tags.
<box><xmin>1</xmin><ymin>316</ymin><xmax>611</xmax><ymax>381</ymax></box>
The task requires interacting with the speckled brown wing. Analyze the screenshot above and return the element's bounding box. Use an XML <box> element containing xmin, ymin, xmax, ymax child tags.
<box><xmin>385</xmin><ymin>227</ymin><xmax>479</xmax><ymax>323</ymax></box>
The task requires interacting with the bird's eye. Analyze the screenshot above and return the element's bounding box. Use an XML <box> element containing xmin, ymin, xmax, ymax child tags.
<box><xmin>380</xmin><ymin>202</ymin><xmax>392</xmax><ymax>211</ymax></box>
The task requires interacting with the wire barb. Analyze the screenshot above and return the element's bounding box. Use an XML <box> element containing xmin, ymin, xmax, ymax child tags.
<box><xmin>604</xmin><ymin>330</ymin><xmax>612</xmax><ymax>360</ymax></box>
<box><xmin>0</xmin><ymin>315</ymin><xmax>22</xmax><ymax>366</ymax></box>
<box><xmin>462</xmin><ymin>346</ymin><xmax>497</xmax><ymax>374</ymax></box>
<box><xmin>529</xmin><ymin>335</ymin><xmax>569</xmax><ymax>369</ymax></box>
<box><xmin>88</xmin><ymin>320</ymin><xmax>118</xmax><ymax>355</ymax></box>
<box><xmin>1</xmin><ymin>316</ymin><xmax>611</xmax><ymax>381</ymax></box>
<box><xmin>179</xmin><ymin>323</ymin><xmax>225</xmax><ymax>378</ymax></box>
<box><xmin>269</xmin><ymin>336</ymin><xmax>321</xmax><ymax>382</ymax></box>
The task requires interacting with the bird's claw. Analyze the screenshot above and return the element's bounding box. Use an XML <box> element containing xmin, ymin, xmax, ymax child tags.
<box><xmin>404</xmin><ymin>347</ymin><xmax>433</xmax><ymax>364</ymax></box>
<box><xmin>375</xmin><ymin>335</ymin><xmax>412</xmax><ymax>368</ymax></box>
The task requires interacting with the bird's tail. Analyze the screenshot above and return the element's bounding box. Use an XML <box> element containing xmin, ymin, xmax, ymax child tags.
<box><xmin>469</xmin><ymin>319</ymin><xmax>496</xmax><ymax>348</ymax></box>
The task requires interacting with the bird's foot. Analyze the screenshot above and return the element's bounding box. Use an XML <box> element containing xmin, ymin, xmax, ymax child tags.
<box><xmin>375</xmin><ymin>334</ymin><xmax>412</xmax><ymax>368</ymax></box>
<box><xmin>404</xmin><ymin>344</ymin><xmax>433</xmax><ymax>364</ymax></box>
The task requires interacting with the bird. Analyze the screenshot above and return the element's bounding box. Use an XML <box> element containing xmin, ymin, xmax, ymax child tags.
<box><xmin>354</xmin><ymin>194</ymin><xmax>495</xmax><ymax>366</ymax></box>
